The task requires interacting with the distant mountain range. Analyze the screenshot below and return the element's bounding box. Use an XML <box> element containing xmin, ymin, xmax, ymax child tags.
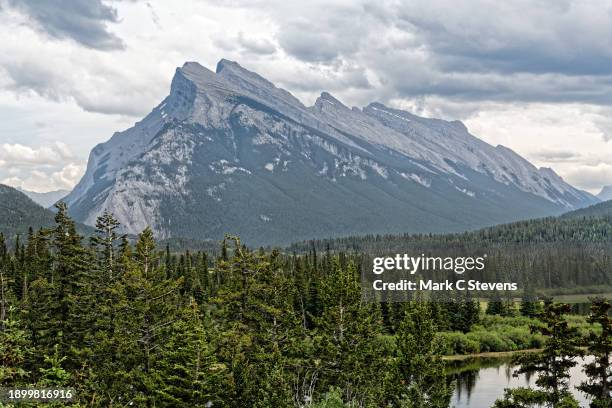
<box><xmin>17</xmin><ymin>187</ymin><xmax>68</xmax><ymax>208</ymax></box>
<box><xmin>62</xmin><ymin>59</ymin><xmax>598</xmax><ymax>246</ymax></box>
<box><xmin>597</xmin><ymin>185</ymin><xmax>612</xmax><ymax>202</ymax></box>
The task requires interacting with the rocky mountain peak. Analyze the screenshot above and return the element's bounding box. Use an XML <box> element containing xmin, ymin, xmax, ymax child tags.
<box><xmin>177</xmin><ymin>61</ymin><xmax>215</xmax><ymax>82</ymax></box>
<box><xmin>63</xmin><ymin>59</ymin><xmax>599</xmax><ymax>245</ymax></box>
<box><xmin>312</xmin><ymin>91</ymin><xmax>350</xmax><ymax>112</ymax></box>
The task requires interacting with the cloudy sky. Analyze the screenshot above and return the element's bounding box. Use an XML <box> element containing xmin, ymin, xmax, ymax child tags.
<box><xmin>1</xmin><ymin>0</ymin><xmax>612</xmax><ymax>193</ymax></box>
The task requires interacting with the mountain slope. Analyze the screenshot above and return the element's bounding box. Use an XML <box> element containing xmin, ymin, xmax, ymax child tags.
<box><xmin>562</xmin><ymin>197</ymin><xmax>612</xmax><ymax>219</ymax></box>
<box><xmin>17</xmin><ymin>187</ymin><xmax>69</xmax><ymax>208</ymax></box>
<box><xmin>288</xmin><ymin>198</ymin><xmax>612</xmax><ymax>255</ymax></box>
<box><xmin>63</xmin><ymin>59</ymin><xmax>598</xmax><ymax>246</ymax></box>
<box><xmin>0</xmin><ymin>184</ymin><xmax>57</xmax><ymax>239</ymax></box>
<box><xmin>0</xmin><ymin>184</ymin><xmax>93</xmax><ymax>242</ymax></box>
<box><xmin>597</xmin><ymin>185</ymin><xmax>612</xmax><ymax>201</ymax></box>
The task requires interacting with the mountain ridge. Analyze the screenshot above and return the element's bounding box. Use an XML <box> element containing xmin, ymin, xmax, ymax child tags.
<box><xmin>0</xmin><ymin>184</ymin><xmax>95</xmax><ymax>242</ymax></box>
<box><xmin>63</xmin><ymin>59</ymin><xmax>598</xmax><ymax>245</ymax></box>
<box><xmin>0</xmin><ymin>184</ymin><xmax>57</xmax><ymax>240</ymax></box>
<box><xmin>16</xmin><ymin>187</ymin><xmax>69</xmax><ymax>208</ymax></box>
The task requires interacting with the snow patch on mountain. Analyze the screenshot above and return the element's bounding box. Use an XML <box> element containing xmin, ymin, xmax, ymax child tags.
<box><xmin>401</xmin><ymin>172</ymin><xmax>431</xmax><ymax>188</ymax></box>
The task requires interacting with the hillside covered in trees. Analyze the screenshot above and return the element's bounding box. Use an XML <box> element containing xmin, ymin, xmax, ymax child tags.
<box><xmin>0</xmin><ymin>184</ymin><xmax>57</xmax><ymax>241</ymax></box>
<box><xmin>288</xmin><ymin>200</ymin><xmax>612</xmax><ymax>293</ymax></box>
<box><xmin>289</xmin><ymin>199</ymin><xmax>612</xmax><ymax>252</ymax></box>
<box><xmin>0</xmin><ymin>184</ymin><xmax>93</xmax><ymax>244</ymax></box>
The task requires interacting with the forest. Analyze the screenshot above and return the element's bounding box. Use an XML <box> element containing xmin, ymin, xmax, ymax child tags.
<box><xmin>0</xmin><ymin>203</ymin><xmax>610</xmax><ymax>407</ymax></box>
<box><xmin>289</xmin><ymin>206</ymin><xmax>612</xmax><ymax>293</ymax></box>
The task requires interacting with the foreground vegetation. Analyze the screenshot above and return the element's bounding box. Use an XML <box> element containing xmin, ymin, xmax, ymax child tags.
<box><xmin>0</xmin><ymin>205</ymin><xmax>610</xmax><ymax>407</ymax></box>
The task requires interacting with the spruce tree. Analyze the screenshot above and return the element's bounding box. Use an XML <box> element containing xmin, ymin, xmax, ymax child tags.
<box><xmin>396</xmin><ymin>300</ymin><xmax>452</xmax><ymax>408</ymax></box>
<box><xmin>116</xmin><ymin>227</ymin><xmax>183</xmax><ymax>406</ymax></box>
<box><xmin>0</xmin><ymin>306</ymin><xmax>32</xmax><ymax>385</ymax></box>
<box><xmin>51</xmin><ymin>202</ymin><xmax>93</xmax><ymax>363</ymax></box>
<box><xmin>486</xmin><ymin>290</ymin><xmax>504</xmax><ymax>315</ymax></box>
<box><xmin>494</xmin><ymin>299</ymin><xmax>583</xmax><ymax>407</ymax></box>
<box><xmin>578</xmin><ymin>298</ymin><xmax>612</xmax><ymax>408</ymax></box>
<box><xmin>90</xmin><ymin>210</ymin><xmax>121</xmax><ymax>281</ymax></box>
<box><xmin>314</xmin><ymin>259</ymin><xmax>390</xmax><ymax>406</ymax></box>
<box><xmin>152</xmin><ymin>299</ymin><xmax>225</xmax><ymax>407</ymax></box>
<box><xmin>212</xmin><ymin>237</ymin><xmax>297</xmax><ymax>407</ymax></box>
<box><xmin>520</xmin><ymin>281</ymin><xmax>539</xmax><ymax>318</ymax></box>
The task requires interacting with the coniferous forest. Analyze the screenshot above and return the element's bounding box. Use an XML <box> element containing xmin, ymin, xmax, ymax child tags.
<box><xmin>0</xmin><ymin>204</ymin><xmax>611</xmax><ymax>407</ymax></box>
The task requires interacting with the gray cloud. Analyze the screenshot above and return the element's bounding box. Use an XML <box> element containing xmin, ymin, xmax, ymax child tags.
<box><xmin>237</xmin><ymin>32</ymin><xmax>276</xmax><ymax>55</ymax></box>
<box><xmin>214</xmin><ymin>31</ymin><xmax>277</xmax><ymax>56</ymax></box>
<box><xmin>393</xmin><ymin>1</ymin><xmax>612</xmax><ymax>76</ymax></box>
<box><xmin>146</xmin><ymin>2</ymin><xmax>161</xmax><ymax>29</ymax></box>
<box><xmin>532</xmin><ymin>149</ymin><xmax>581</xmax><ymax>162</ymax></box>
<box><xmin>6</xmin><ymin>0</ymin><xmax>124</xmax><ymax>50</ymax></box>
<box><xmin>254</xmin><ymin>0</ymin><xmax>612</xmax><ymax>108</ymax></box>
<box><xmin>275</xmin><ymin>3</ymin><xmax>372</xmax><ymax>63</ymax></box>
<box><xmin>594</xmin><ymin>117</ymin><xmax>612</xmax><ymax>142</ymax></box>
<box><xmin>565</xmin><ymin>163</ymin><xmax>612</xmax><ymax>191</ymax></box>
<box><xmin>1</xmin><ymin>56</ymin><xmax>156</xmax><ymax>116</ymax></box>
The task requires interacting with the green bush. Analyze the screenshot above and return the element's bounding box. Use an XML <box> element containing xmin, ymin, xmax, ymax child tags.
<box><xmin>313</xmin><ymin>387</ymin><xmax>347</xmax><ymax>408</ymax></box>
<box><xmin>437</xmin><ymin>332</ymin><xmax>480</xmax><ymax>355</ymax></box>
<box><xmin>467</xmin><ymin>331</ymin><xmax>512</xmax><ymax>352</ymax></box>
<box><xmin>436</xmin><ymin>314</ymin><xmax>554</xmax><ymax>355</ymax></box>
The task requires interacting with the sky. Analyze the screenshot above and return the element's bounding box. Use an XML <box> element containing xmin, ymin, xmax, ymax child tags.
<box><xmin>1</xmin><ymin>0</ymin><xmax>612</xmax><ymax>194</ymax></box>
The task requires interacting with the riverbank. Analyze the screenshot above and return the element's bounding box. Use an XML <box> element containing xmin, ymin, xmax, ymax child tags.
<box><xmin>435</xmin><ymin>313</ymin><xmax>591</xmax><ymax>356</ymax></box>
<box><xmin>443</xmin><ymin>347</ymin><xmax>541</xmax><ymax>361</ymax></box>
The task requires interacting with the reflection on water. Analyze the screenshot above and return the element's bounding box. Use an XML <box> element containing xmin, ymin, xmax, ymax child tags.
<box><xmin>450</xmin><ymin>356</ymin><xmax>590</xmax><ymax>408</ymax></box>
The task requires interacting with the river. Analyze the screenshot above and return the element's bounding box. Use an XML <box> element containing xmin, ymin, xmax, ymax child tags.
<box><xmin>450</xmin><ymin>356</ymin><xmax>591</xmax><ymax>407</ymax></box>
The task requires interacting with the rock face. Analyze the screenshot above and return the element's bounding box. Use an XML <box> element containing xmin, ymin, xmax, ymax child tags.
<box><xmin>64</xmin><ymin>59</ymin><xmax>598</xmax><ymax>245</ymax></box>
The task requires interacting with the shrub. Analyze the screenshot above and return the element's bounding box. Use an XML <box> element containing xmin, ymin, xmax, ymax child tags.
<box><xmin>437</xmin><ymin>332</ymin><xmax>480</xmax><ymax>355</ymax></box>
<box><xmin>467</xmin><ymin>331</ymin><xmax>512</xmax><ymax>352</ymax></box>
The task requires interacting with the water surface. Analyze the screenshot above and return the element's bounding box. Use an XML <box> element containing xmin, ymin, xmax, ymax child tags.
<box><xmin>450</xmin><ymin>356</ymin><xmax>590</xmax><ymax>408</ymax></box>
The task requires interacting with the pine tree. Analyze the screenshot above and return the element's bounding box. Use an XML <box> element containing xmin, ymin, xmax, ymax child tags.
<box><xmin>194</xmin><ymin>252</ymin><xmax>210</xmax><ymax>303</ymax></box>
<box><xmin>314</xmin><ymin>259</ymin><xmax>391</xmax><ymax>406</ymax></box>
<box><xmin>463</xmin><ymin>290</ymin><xmax>480</xmax><ymax>329</ymax></box>
<box><xmin>486</xmin><ymin>290</ymin><xmax>504</xmax><ymax>316</ymax></box>
<box><xmin>90</xmin><ymin>210</ymin><xmax>121</xmax><ymax>281</ymax></box>
<box><xmin>578</xmin><ymin>297</ymin><xmax>612</xmax><ymax>408</ymax></box>
<box><xmin>0</xmin><ymin>306</ymin><xmax>32</xmax><ymax>385</ymax></box>
<box><xmin>38</xmin><ymin>344</ymin><xmax>71</xmax><ymax>387</ymax></box>
<box><xmin>396</xmin><ymin>300</ymin><xmax>453</xmax><ymax>408</ymax></box>
<box><xmin>494</xmin><ymin>299</ymin><xmax>583</xmax><ymax>407</ymax></box>
<box><xmin>212</xmin><ymin>238</ymin><xmax>298</xmax><ymax>407</ymax></box>
<box><xmin>51</xmin><ymin>202</ymin><xmax>93</xmax><ymax>363</ymax></box>
<box><xmin>151</xmin><ymin>299</ymin><xmax>225</xmax><ymax>407</ymax></box>
<box><xmin>116</xmin><ymin>227</ymin><xmax>184</xmax><ymax>406</ymax></box>
<box><xmin>520</xmin><ymin>280</ymin><xmax>539</xmax><ymax>318</ymax></box>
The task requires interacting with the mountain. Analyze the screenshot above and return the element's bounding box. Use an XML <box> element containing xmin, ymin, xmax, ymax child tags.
<box><xmin>0</xmin><ymin>184</ymin><xmax>57</xmax><ymax>239</ymax></box>
<box><xmin>562</xmin><ymin>195</ymin><xmax>612</xmax><ymax>220</ymax></box>
<box><xmin>63</xmin><ymin>59</ymin><xmax>598</xmax><ymax>246</ymax></box>
<box><xmin>17</xmin><ymin>187</ymin><xmax>69</xmax><ymax>208</ymax></box>
<box><xmin>597</xmin><ymin>185</ymin><xmax>612</xmax><ymax>201</ymax></box>
<box><xmin>289</xmin><ymin>198</ymin><xmax>612</xmax><ymax>254</ymax></box>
